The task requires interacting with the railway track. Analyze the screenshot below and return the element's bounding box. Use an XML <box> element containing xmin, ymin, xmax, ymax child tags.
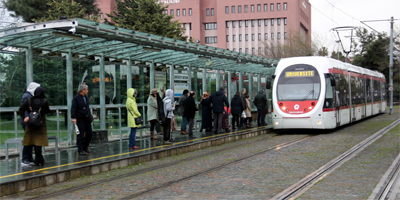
<box><xmin>28</xmin><ymin>133</ymin><xmax>313</xmax><ymax>200</ymax></box>
<box><xmin>270</xmin><ymin>118</ymin><xmax>400</xmax><ymax>200</ymax></box>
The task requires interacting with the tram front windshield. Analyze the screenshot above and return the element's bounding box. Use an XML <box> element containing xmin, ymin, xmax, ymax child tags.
<box><xmin>277</xmin><ymin>64</ymin><xmax>321</xmax><ymax>101</ymax></box>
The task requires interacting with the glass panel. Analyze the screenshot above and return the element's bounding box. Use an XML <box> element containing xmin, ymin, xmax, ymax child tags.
<box><xmin>0</xmin><ymin>51</ymin><xmax>26</xmax><ymax>107</ymax></box>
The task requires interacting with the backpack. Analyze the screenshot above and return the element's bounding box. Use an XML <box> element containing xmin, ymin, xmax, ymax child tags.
<box><xmin>28</xmin><ymin>98</ymin><xmax>45</xmax><ymax>128</ymax></box>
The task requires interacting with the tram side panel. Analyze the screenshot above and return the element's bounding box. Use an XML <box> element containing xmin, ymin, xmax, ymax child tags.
<box><xmin>372</xmin><ymin>77</ymin><xmax>381</xmax><ymax>115</ymax></box>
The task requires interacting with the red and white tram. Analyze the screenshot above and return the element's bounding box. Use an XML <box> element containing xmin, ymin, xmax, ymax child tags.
<box><xmin>271</xmin><ymin>56</ymin><xmax>386</xmax><ymax>129</ymax></box>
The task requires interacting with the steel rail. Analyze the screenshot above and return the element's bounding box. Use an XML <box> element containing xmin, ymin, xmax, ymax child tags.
<box><xmin>27</xmin><ymin>132</ymin><xmax>286</xmax><ymax>200</ymax></box>
<box><xmin>118</xmin><ymin>136</ymin><xmax>313</xmax><ymax>200</ymax></box>
<box><xmin>372</xmin><ymin>153</ymin><xmax>400</xmax><ymax>200</ymax></box>
<box><xmin>271</xmin><ymin>118</ymin><xmax>400</xmax><ymax>200</ymax></box>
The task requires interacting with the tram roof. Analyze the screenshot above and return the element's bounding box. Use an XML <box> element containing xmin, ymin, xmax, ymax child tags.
<box><xmin>0</xmin><ymin>18</ymin><xmax>277</xmax><ymax>75</ymax></box>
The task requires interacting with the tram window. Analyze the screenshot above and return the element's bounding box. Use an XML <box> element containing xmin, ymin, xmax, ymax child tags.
<box><xmin>373</xmin><ymin>79</ymin><xmax>381</xmax><ymax>102</ymax></box>
<box><xmin>381</xmin><ymin>82</ymin><xmax>386</xmax><ymax>101</ymax></box>
<box><xmin>366</xmin><ymin>78</ymin><xmax>372</xmax><ymax>103</ymax></box>
<box><xmin>325</xmin><ymin>77</ymin><xmax>335</xmax><ymax>108</ymax></box>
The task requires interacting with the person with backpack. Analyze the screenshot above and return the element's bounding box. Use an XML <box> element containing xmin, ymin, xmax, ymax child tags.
<box><xmin>183</xmin><ymin>91</ymin><xmax>198</xmax><ymax>139</ymax></box>
<box><xmin>163</xmin><ymin>89</ymin><xmax>176</xmax><ymax>144</ymax></box>
<box><xmin>18</xmin><ymin>86</ymin><xmax>50</xmax><ymax>166</ymax></box>
<box><xmin>126</xmin><ymin>88</ymin><xmax>141</xmax><ymax>150</ymax></box>
<box><xmin>71</xmin><ymin>84</ymin><xmax>93</xmax><ymax>155</ymax></box>
<box><xmin>230</xmin><ymin>92</ymin><xmax>243</xmax><ymax>130</ymax></box>
<box><xmin>209</xmin><ymin>87</ymin><xmax>229</xmax><ymax>134</ymax></box>
<box><xmin>253</xmin><ymin>90</ymin><xmax>268</xmax><ymax>126</ymax></box>
<box><xmin>177</xmin><ymin>89</ymin><xmax>189</xmax><ymax>135</ymax></box>
<box><xmin>20</xmin><ymin>82</ymin><xmax>40</xmax><ymax>165</ymax></box>
<box><xmin>147</xmin><ymin>89</ymin><xmax>159</xmax><ymax>141</ymax></box>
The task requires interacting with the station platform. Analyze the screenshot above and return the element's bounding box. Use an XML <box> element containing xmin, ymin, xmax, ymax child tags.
<box><xmin>0</xmin><ymin>124</ymin><xmax>272</xmax><ymax>196</ymax></box>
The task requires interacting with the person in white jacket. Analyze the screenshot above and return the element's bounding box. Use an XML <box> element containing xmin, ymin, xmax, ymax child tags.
<box><xmin>163</xmin><ymin>89</ymin><xmax>175</xmax><ymax>144</ymax></box>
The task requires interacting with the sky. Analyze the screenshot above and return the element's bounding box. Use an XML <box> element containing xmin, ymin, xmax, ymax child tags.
<box><xmin>308</xmin><ymin>0</ymin><xmax>400</xmax><ymax>53</ymax></box>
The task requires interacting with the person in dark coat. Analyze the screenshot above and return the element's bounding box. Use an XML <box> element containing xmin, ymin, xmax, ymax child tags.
<box><xmin>221</xmin><ymin>92</ymin><xmax>230</xmax><ymax>132</ymax></box>
<box><xmin>18</xmin><ymin>86</ymin><xmax>50</xmax><ymax>166</ymax></box>
<box><xmin>239</xmin><ymin>88</ymin><xmax>247</xmax><ymax>128</ymax></box>
<box><xmin>253</xmin><ymin>90</ymin><xmax>268</xmax><ymax>126</ymax></box>
<box><xmin>71</xmin><ymin>84</ymin><xmax>93</xmax><ymax>155</ymax></box>
<box><xmin>200</xmin><ymin>92</ymin><xmax>212</xmax><ymax>132</ymax></box>
<box><xmin>177</xmin><ymin>89</ymin><xmax>189</xmax><ymax>135</ymax></box>
<box><xmin>183</xmin><ymin>91</ymin><xmax>198</xmax><ymax>139</ymax></box>
<box><xmin>230</xmin><ymin>92</ymin><xmax>243</xmax><ymax>130</ymax></box>
<box><xmin>209</xmin><ymin>87</ymin><xmax>229</xmax><ymax>133</ymax></box>
<box><xmin>20</xmin><ymin>82</ymin><xmax>40</xmax><ymax>165</ymax></box>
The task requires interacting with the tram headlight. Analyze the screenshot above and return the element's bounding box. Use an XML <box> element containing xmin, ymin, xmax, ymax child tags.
<box><xmin>275</xmin><ymin>121</ymin><xmax>279</xmax><ymax>125</ymax></box>
<box><xmin>317</xmin><ymin>121</ymin><xmax>322</xmax><ymax>125</ymax></box>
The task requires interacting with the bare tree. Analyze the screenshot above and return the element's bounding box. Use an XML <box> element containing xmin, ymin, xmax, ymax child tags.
<box><xmin>0</xmin><ymin>0</ymin><xmax>22</xmax><ymax>29</ymax></box>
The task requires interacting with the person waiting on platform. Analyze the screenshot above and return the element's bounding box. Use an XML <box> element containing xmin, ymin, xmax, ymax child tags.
<box><xmin>177</xmin><ymin>89</ymin><xmax>189</xmax><ymax>135</ymax></box>
<box><xmin>222</xmin><ymin>91</ymin><xmax>231</xmax><ymax>133</ymax></box>
<box><xmin>183</xmin><ymin>91</ymin><xmax>198</xmax><ymax>139</ymax></box>
<box><xmin>240</xmin><ymin>88</ymin><xmax>247</xmax><ymax>128</ymax></box>
<box><xmin>230</xmin><ymin>92</ymin><xmax>243</xmax><ymax>130</ymax></box>
<box><xmin>147</xmin><ymin>89</ymin><xmax>159</xmax><ymax>141</ymax></box>
<box><xmin>200</xmin><ymin>92</ymin><xmax>212</xmax><ymax>132</ymax></box>
<box><xmin>126</xmin><ymin>88</ymin><xmax>141</xmax><ymax>150</ymax></box>
<box><xmin>210</xmin><ymin>87</ymin><xmax>229</xmax><ymax>134</ymax></box>
<box><xmin>244</xmin><ymin>94</ymin><xmax>253</xmax><ymax>128</ymax></box>
<box><xmin>18</xmin><ymin>87</ymin><xmax>50</xmax><ymax>166</ymax></box>
<box><xmin>71</xmin><ymin>84</ymin><xmax>93</xmax><ymax>155</ymax></box>
<box><xmin>20</xmin><ymin>82</ymin><xmax>40</xmax><ymax>165</ymax></box>
<box><xmin>163</xmin><ymin>89</ymin><xmax>176</xmax><ymax>144</ymax></box>
<box><xmin>253</xmin><ymin>90</ymin><xmax>268</xmax><ymax>126</ymax></box>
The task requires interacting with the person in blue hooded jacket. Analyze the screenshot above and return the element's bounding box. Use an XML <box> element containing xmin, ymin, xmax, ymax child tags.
<box><xmin>209</xmin><ymin>87</ymin><xmax>229</xmax><ymax>133</ymax></box>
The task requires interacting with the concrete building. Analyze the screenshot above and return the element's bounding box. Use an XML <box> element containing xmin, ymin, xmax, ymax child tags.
<box><xmin>97</xmin><ymin>0</ymin><xmax>311</xmax><ymax>55</ymax></box>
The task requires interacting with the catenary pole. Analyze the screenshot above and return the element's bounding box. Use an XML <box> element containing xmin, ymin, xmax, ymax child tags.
<box><xmin>389</xmin><ymin>16</ymin><xmax>394</xmax><ymax>115</ymax></box>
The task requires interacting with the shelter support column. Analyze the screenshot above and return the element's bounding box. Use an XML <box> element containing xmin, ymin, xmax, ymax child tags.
<box><xmin>202</xmin><ymin>68</ymin><xmax>206</xmax><ymax>94</ymax></box>
<box><xmin>65</xmin><ymin>51</ymin><xmax>74</xmax><ymax>145</ymax></box>
<box><xmin>99</xmin><ymin>54</ymin><xmax>106</xmax><ymax>130</ymax></box>
<box><xmin>125</xmin><ymin>59</ymin><xmax>132</xmax><ymax>89</ymax></box>
<box><xmin>249</xmin><ymin>73</ymin><xmax>253</xmax><ymax>101</ymax></box>
<box><xmin>239</xmin><ymin>73</ymin><xmax>243</xmax><ymax>93</ymax></box>
<box><xmin>257</xmin><ymin>74</ymin><xmax>261</xmax><ymax>92</ymax></box>
<box><xmin>149</xmin><ymin>61</ymin><xmax>155</xmax><ymax>90</ymax></box>
<box><xmin>169</xmin><ymin>64</ymin><xmax>175</xmax><ymax>91</ymax></box>
<box><xmin>25</xmin><ymin>45</ymin><xmax>33</xmax><ymax>87</ymax></box>
<box><xmin>187</xmin><ymin>66</ymin><xmax>192</xmax><ymax>91</ymax></box>
<box><xmin>227</xmin><ymin>71</ymin><xmax>232</xmax><ymax>101</ymax></box>
<box><xmin>216</xmin><ymin>70</ymin><xmax>220</xmax><ymax>90</ymax></box>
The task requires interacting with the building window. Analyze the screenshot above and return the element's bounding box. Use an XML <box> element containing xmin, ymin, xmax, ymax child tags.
<box><xmin>205</xmin><ymin>23</ymin><xmax>217</xmax><ymax>30</ymax></box>
<box><xmin>189</xmin><ymin>8</ymin><xmax>192</xmax><ymax>16</ymax></box>
<box><xmin>271</xmin><ymin>19</ymin><xmax>274</xmax><ymax>26</ymax></box>
<box><xmin>251</xmin><ymin>5</ymin><xmax>254</xmax><ymax>12</ymax></box>
<box><xmin>239</xmin><ymin>20</ymin><xmax>242</xmax><ymax>27</ymax></box>
<box><xmin>245</xmin><ymin>48</ymin><xmax>249</xmax><ymax>54</ymax></box>
<box><xmin>264</xmin><ymin>33</ymin><xmax>268</xmax><ymax>40</ymax></box>
<box><xmin>270</xmin><ymin>4</ymin><xmax>274</xmax><ymax>11</ymax></box>
<box><xmin>206</xmin><ymin>9</ymin><xmax>209</xmax><ymax>16</ymax></box>
<box><xmin>252</xmin><ymin>34</ymin><xmax>255</xmax><ymax>41</ymax></box>
<box><xmin>232</xmin><ymin>21</ymin><xmax>236</xmax><ymax>28</ymax></box>
<box><xmin>258</xmin><ymin>19</ymin><xmax>261</xmax><ymax>26</ymax></box>
<box><xmin>264</xmin><ymin>4</ymin><xmax>267</xmax><ymax>11</ymax></box>
<box><xmin>239</xmin><ymin>34</ymin><xmax>242</xmax><ymax>41</ymax></box>
<box><xmin>239</xmin><ymin>48</ymin><xmax>242</xmax><ymax>53</ymax></box>
<box><xmin>170</xmin><ymin>9</ymin><xmax>174</xmax><ymax>15</ymax></box>
<box><xmin>226</xmin><ymin>21</ymin><xmax>229</xmax><ymax>28</ymax></box>
<box><xmin>258</xmin><ymin>33</ymin><xmax>261</xmax><ymax>41</ymax></box>
<box><xmin>211</xmin><ymin>8</ymin><xmax>214</xmax><ymax>15</ymax></box>
<box><xmin>278</xmin><ymin>32</ymin><xmax>281</xmax><ymax>40</ymax></box>
<box><xmin>244</xmin><ymin>5</ymin><xmax>248</xmax><ymax>13</ymax></box>
<box><xmin>251</xmin><ymin>20</ymin><xmax>254</xmax><ymax>27</ymax></box>
<box><xmin>189</xmin><ymin>23</ymin><xmax>192</xmax><ymax>30</ymax></box>
<box><xmin>252</xmin><ymin>48</ymin><xmax>255</xmax><ymax>54</ymax></box>
<box><xmin>245</xmin><ymin>34</ymin><xmax>248</xmax><ymax>41</ymax></box>
<box><xmin>183</xmin><ymin>9</ymin><xmax>186</xmax><ymax>16</ymax></box>
<box><xmin>277</xmin><ymin>3</ymin><xmax>281</xmax><ymax>11</ymax></box>
<box><xmin>225</xmin><ymin>6</ymin><xmax>229</xmax><ymax>14</ymax></box>
<box><xmin>232</xmin><ymin>6</ymin><xmax>235</xmax><ymax>13</ymax></box>
<box><xmin>277</xmin><ymin>18</ymin><xmax>281</xmax><ymax>25</ymax></box>
<box><xmin>100</xmin><ymin>13</ymin><xmax>103</xmax><ymax>20</ymax></box>
<box><xmin>284</xmin><ymin>32</ymin><xmax>287</xmax><ymax>39</ymax></box>
<box><xmin>271</xmin><ymin>33</ymin><xmax>274</xmax><ymax>40</ymax></box>
<box><xmin>233</xmin><ymin>48</ymin><xmax>236</xmax><ymax>51</ymax></box>
<box><xmin>233</xmin><ymin>35</ymin><xmax>236</xmax><ymax>42</ymax></box>
<box><xmin>238</xmin><ymin>5</ymin><xmax>242</xmax><ymax>13</ymax></box>
<box><xmin>205</xmin><ymin>36</ymin><xmax>217</xmax><ymax>44</ymax></box>
<box><xmin>227</xmin><ymin>35</ymin><xmax>229</xmax><ymax>42</ymax></box>
<box><xmin>257</xmin><ymin>4</ymin><xmax>261</xmax><ymax>12</ymax></box>
<box><xmin>284</xmin><ymin>3</ymin><xmax>287</xmax><ymax>10</ymax></box>
<box><xmin>177</xmin><ymin>9</ymin><xmax>180</xmax><ymax>16</ymax></box>
<box><xmin>258</xmin><ymin>47</ymin><xmax>261</xmax><ymax>54</ymax></box>
<box><xmin>245</xmin><ymin>20</ymin><xmax>248</xmax><ymax>27</ymax></box>
<box><xmin>284</xmin><ymin>18</ymin><xmax>287</xmax><ymax>25</ymax></box>
<box><xmin>164</xmin><ymin>10</ymin><xmax>168</xmax><ymax>15</ymax></box>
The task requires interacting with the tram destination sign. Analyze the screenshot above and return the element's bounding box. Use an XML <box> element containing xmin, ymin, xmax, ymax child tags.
<box><xmin>285</xmin><ymin>71</ymin><xmax>314</xmax><ymax>78</ymax></box>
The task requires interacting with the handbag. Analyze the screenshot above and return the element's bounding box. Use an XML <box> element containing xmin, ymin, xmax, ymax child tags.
<box><xmin>241</xmin><ymin>111</ymin><xmax>246</xmax><ymax>118</ymax></box>
<box><xmin>128</xmin><ymin>108</ymin><xmax>143</xmax><ymax>125</ymax></box>
<box><xmin>171</xmin><ymin>116</ymin><xmax>177</xmax><ymax>131</ymax></box>
<box><xmin>134</xmin><ymin>116</ymin><xmax>143</xmax><ymax>125</ymax></box>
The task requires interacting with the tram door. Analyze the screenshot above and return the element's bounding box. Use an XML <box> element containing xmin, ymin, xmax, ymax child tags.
<box><xmin>335</xmin><ymin>91</ymin><xmax>340</xmax><ymax>125</ymax></box>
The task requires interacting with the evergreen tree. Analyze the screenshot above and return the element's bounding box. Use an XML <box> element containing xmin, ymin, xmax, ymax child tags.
<box><xmin>107</xmin><ymin>0</ymin><xmax>187</xmax><ymax>41</ymax></box>
<box><xmin>317</xmin><ymin>46</ymin><xmax>329</xmax><ymax>56</ymax></box>
<box><xmin>4</xmin><ymin>0</ymin><xmax>99</xmax><ymax>22</ymax></box>
<box><xmin>331</xmin><ymin>51</ymin><xmax>346</xmax><ymax>62</ymax></box>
